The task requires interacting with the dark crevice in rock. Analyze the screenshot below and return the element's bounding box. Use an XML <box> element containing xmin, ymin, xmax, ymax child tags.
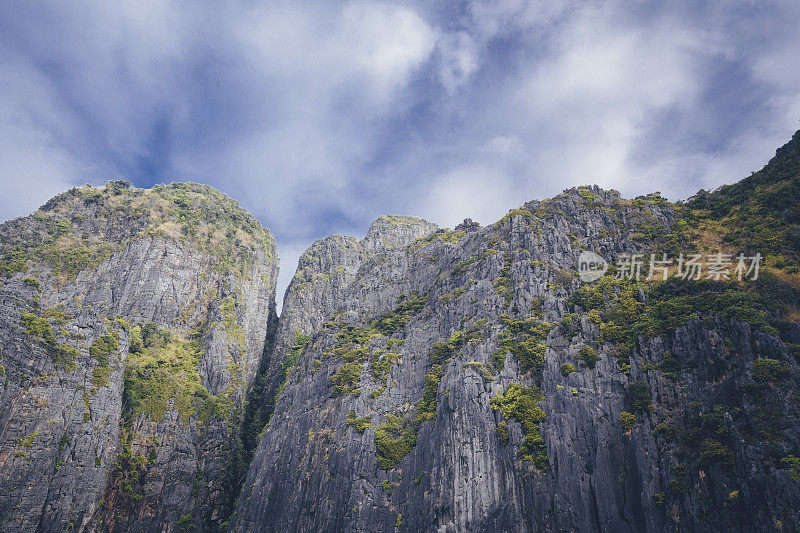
<box><xmin>224</xmin><ymin>301</ymin><xmax>280</xmax><ymax>521</ymax></box>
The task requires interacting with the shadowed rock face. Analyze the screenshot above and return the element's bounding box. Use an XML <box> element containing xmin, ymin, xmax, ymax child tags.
<box><xmin>0</xmin><ymin>182</ymin><xmax>277</xmax><ymax>532</ymax></box>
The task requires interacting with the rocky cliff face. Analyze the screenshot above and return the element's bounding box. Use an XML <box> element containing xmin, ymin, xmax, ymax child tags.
<box><xmin>259</xmin><ymin>215</ymin><xmax>439</xmax><ymax>426</ymax></box>
<box><xmin>1</xmin><ymin>132</ymin><xmax>799</xmax><ymax>533</ymax></box>
<box><xmin>232</xmin><ymin>133</ymin><xmax>800</xmax><ymax>532</ymax></box>
<box><xmin>0</xmin><ymin>182</ymin><xmax>277</xmax><ymax>532</ymax></box>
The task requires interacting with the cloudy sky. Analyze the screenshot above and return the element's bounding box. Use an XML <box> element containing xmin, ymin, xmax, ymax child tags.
<box><xmin>1</xmin><ymin>1</ymin><xmax>799</xmax><ymax>306</ymax></box>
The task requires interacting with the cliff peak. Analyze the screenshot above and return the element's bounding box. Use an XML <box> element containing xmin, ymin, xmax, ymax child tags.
<box><xmin>361</xmin><ymin>214</ymin><xmax>438</xmax><ymax>253</ymax></box>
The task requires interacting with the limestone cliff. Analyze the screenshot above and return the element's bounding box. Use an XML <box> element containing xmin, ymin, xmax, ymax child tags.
<box><xmin>1</xmin><ymin>130</ymin><xmax>800</xmax><ymax>533</ymax></box>
<box><xmin>0</xmin><ymin>182</ymin><xmax>277</xmax><ymax>532</ymax></box>
<box><xmin>232</xmin><ymin>134</ymin><xmax>800</xmax><ymax>531</ymax></box>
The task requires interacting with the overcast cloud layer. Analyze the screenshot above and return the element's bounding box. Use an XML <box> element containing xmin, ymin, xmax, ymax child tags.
<box><xmin>1</xmin><ymin>0</ymin><xmax>799</xmax><ymax>307</ymax></box>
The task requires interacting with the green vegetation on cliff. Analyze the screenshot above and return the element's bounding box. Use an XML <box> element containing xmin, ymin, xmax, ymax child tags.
<box><xmin>685</xmin><ymin>129</ymin><xmax>800</xmax><ymax>263</ymax></box>
<box><xmin>20</xmin><ymin>309</ymin><xmax>80</xmax><ymax>370</ymax></box>
<box><xmin>493</xmin><ymin>315</ymin><xmax>552</xmax><ymax>373</ymax></box>
<box><xmin>122</xmin><ymin>323</ymin><xmax>229</xmax><ymax>424</ymax></box>
<box><xmin>569</xmin><ymin>275</ymin><xmax>783</xmax><ymax>362</ymax></box>
<box><xmin>372</xmin><ymin>292</ymin><xmax>429</xmax><ymax>335</ymax></box>
<box><xmin>494</xmin><ymin>253</ymin><xmax>514</xmax><ymax>307</ymax></box>
<box><xmin>90</xmin><ymin>330</ymin><xmax>119</xmax><ymax>387</ymax></box>
<box><xmin>374</xmin><ymin>324</ymin><xmax>488</xmax><ymax>470</ymax></box>
<box><xmin>375</xmin><ymin>414</ymin><xmax>418</xmax><ymax>470</ymax></box>
<box><xmin>327</xmin><ymin>292</ymin><xmax>428</xmax><ymax>397</ymax></box>
<box><xmin>491</xmin><ymin>383</ymin><xmax>548</xmax><ymax>469</ymax></box>
<box><xmin>0</xmin><ymin>181</ymin><xmax>275</xmax><ymax>283</ymax></box>
<box><xmin>346</xmin><ymin>411</ymin><xmax>373</xmax><ymax>433</ymax></box>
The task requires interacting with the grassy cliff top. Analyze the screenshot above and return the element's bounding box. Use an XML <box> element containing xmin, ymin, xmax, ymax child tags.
<box><xmin>0</xmin><ymin>180</ymin><xmax>275</xmax><ymax>282</ymax></box>
<box><xmin>683</xmin><ymin>129</ymin><xmax>800</xmax><ymax>263</ymax></box>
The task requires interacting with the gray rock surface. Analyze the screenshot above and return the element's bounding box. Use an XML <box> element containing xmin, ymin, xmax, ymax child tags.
<box><xmin>233</xmin><ymin>187</ymin><xmax>800</xmax><ymax>532</ymax></box>
<box><xmin>0</xmin><ymin>182</ymin><xmax>278</xmax><ymax>532</ymax></box>
<box><xmin>0</xmin><ymin>174</ymin><xmax>799</xmax><ymax>533</ymax></box>
<box><xmin>260</xmin><ymin>215</ymin><xmax>438</xmax><ymax>425</ymax></box>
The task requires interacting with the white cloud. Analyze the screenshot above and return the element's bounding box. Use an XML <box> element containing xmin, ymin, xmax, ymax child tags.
<box><xmin>237</xmin><ymin>1</ymin><xmax>435</xmax><ymax>105</ymax></box>
<box><xmin>510</xmin><ymin>4</ymin><xmax>703</xmax><ymax>192</ymax></box>
<box><xmin>467</xmin><ymin>0</ymin><xmax>576</xmax><ymax>41</ymax></box>
<box><xmin>173</xmin><ymin>1</ymin><xmax>438</xmax><ymax>238</ymax></box>
<box><xmin>0</xmin><ymin>121</ymin><xmax>80</xmax><ymax>220</ymax></box>
<box><xmin>0</xmin><ymin>53</ymin><xmax>90</xmax><ymax>219</ymax></box>
<box><xmin>419</xmin><ymin>165</ymin><xmax>517</xmax><ymax>228</ymax></box>
<box><xmin>483</xmin><ymin>135</ymin><xmax>525</xmax><ymax>158</ymax></box>
<box><xmin>338</xmin><ymin>1</ymin><xmax>436</xmax><ymax>99</ymax></box>
<box><xmin>275</xmin><ymin>241</ymin><xmax>308</xmax><ymax>312</ymax></box>
<box><xmin>423</xmin><ymin>0</ymin><xmax>800</xmax><ymax>204</ymax></box>
<box><xmin>437</xmin><ymin>31</ymin><xmax>479</xmax><ymax>93</ymax></box>
<box><xmin>1</xmin><ymin>0</ymin><xmax>799</xmax><ymax>293</ymax></box>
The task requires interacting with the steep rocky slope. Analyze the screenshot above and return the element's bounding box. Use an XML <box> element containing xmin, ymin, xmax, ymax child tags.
<box><xmin>0</xmin><ymin>182</ymin><xmax>278</xmax><ymax>532</ymax></box>
<box><xmin>259</xmin><ymin>215</ymin><xmax>439</xmax><ymax>428</ymax></box>
<box><xmin>0</xmin><ymin>131</ymin><xmax>798</xmax><ymax>533</ymax></box>
<box><xmin>233</xmin><ymin>133</ymin><xmax>800</xmax><ymax>531</ymax></box>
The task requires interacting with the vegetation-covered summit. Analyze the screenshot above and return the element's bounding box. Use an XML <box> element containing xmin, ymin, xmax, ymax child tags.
<box><xmin>684</xmin><ymin>129</ymin><xmax>800</xmax><ymax>263</ymax></box>
<box><xmin>0</xmin><ymin>180</ymin><xmax>275</xmax><ymax>282</ymax></box>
